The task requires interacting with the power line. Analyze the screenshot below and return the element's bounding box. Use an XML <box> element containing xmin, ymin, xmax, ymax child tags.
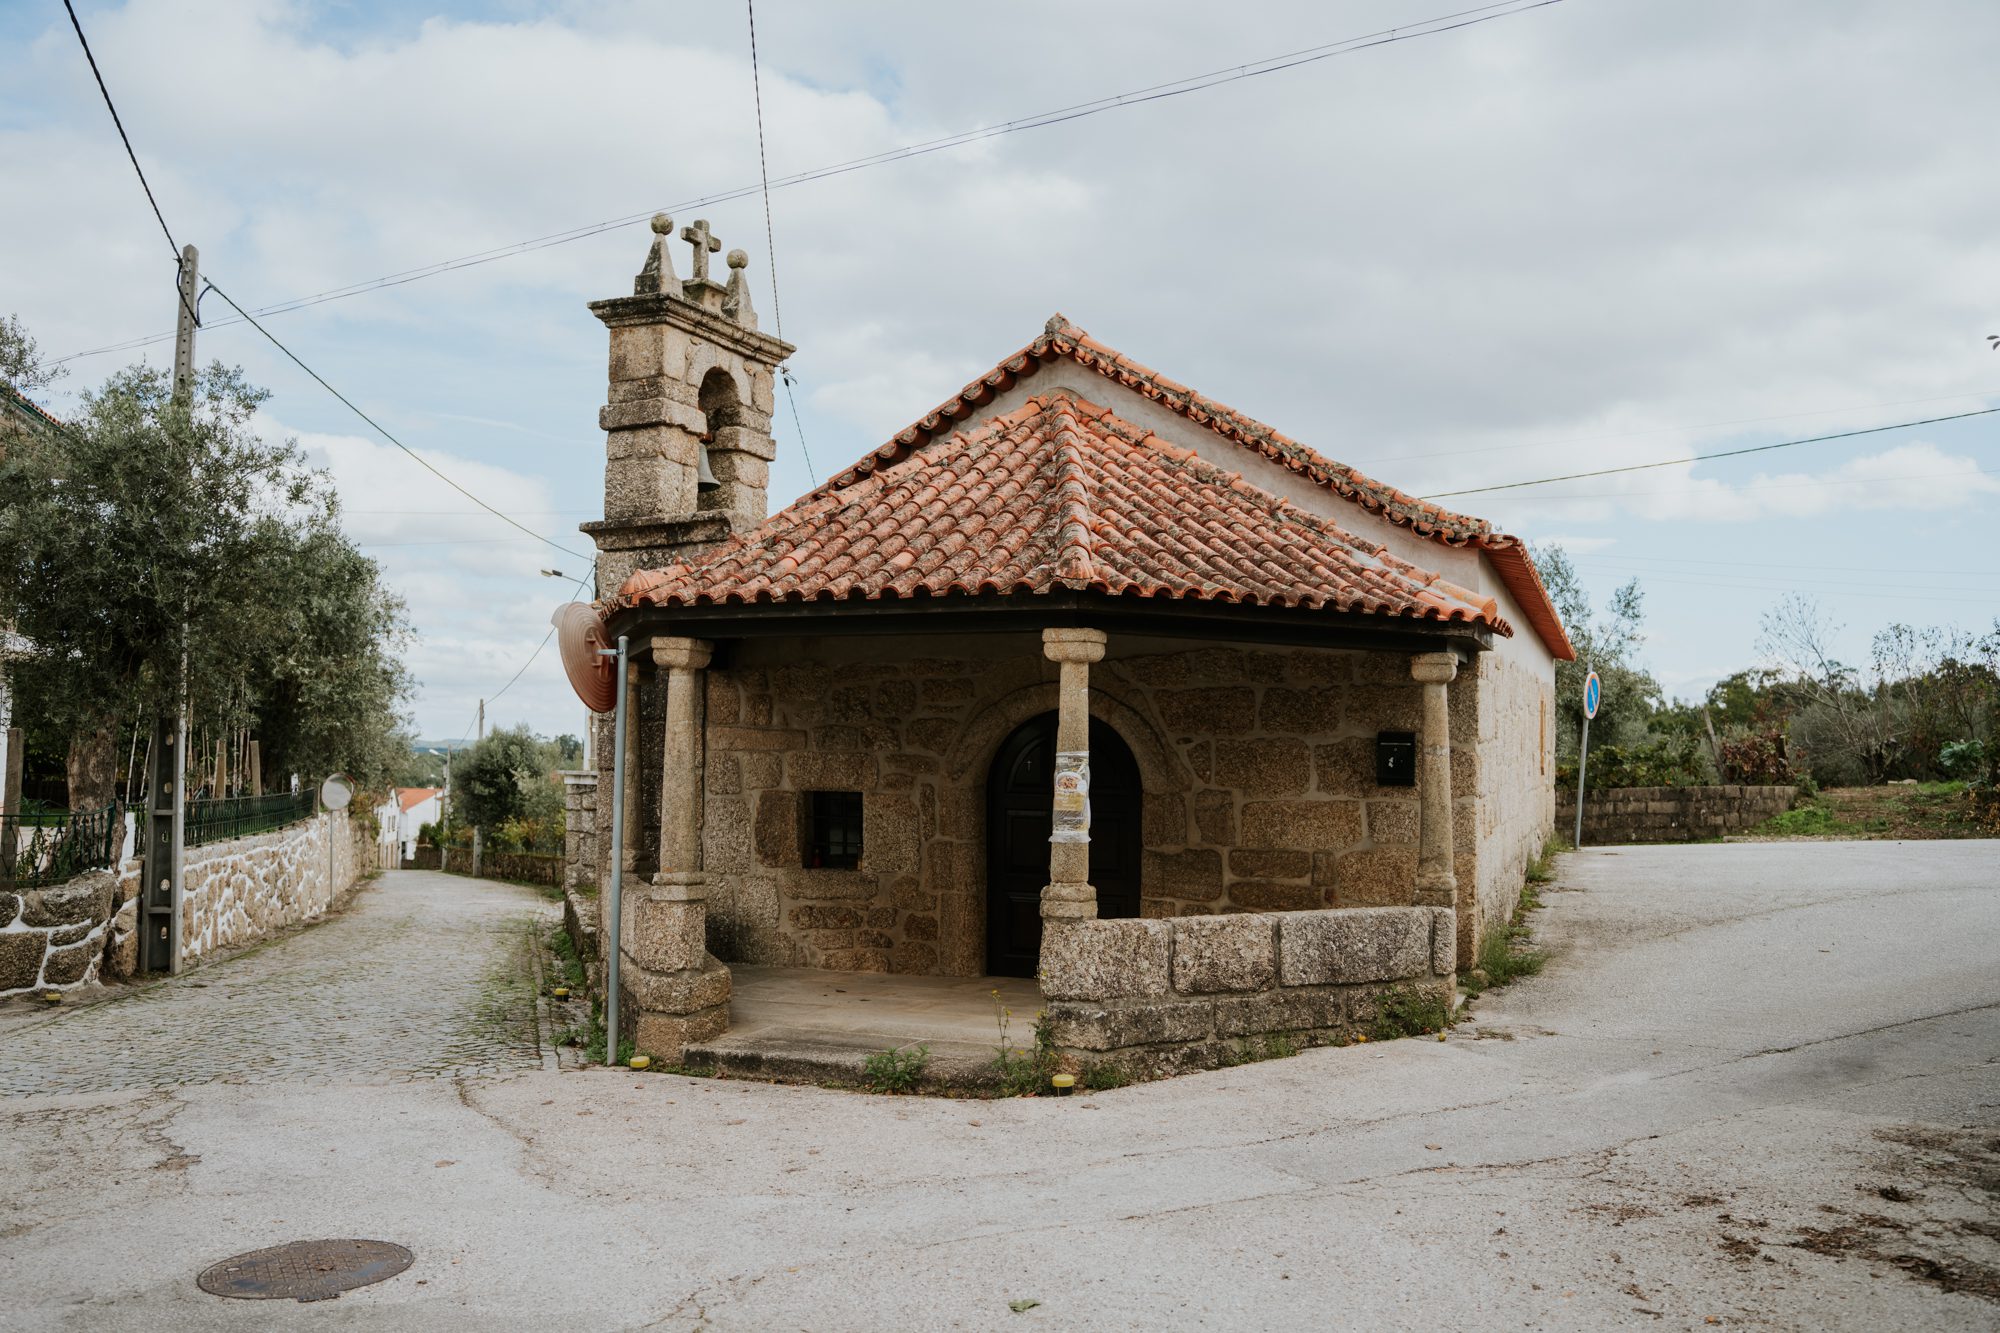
<box><xmin>60</xmin><ymin>0</ymin><xmax>199</xmax><ymax>330</ymax></box>
<box><xmin>1346</xmin><ymin>386</ymin><xmax>2000</xmax><ymax>468</ymax></box>
<box><xmin>43</xmin><ymin>0</ymin><xmax>1564</xmax><ymax>368</ymax></box>
<box><xmin>63</xmin><ymin>0</ymin><xmax>577</xmax><ymax>567</ymax></box>
<box><xmin>1560</xmin><ymin>552</ymin><xmax>2000</xmax><ymax>578</ymax></box>
<box><xmin>200</xmin><ymin>279</ymin><xmax>590</xmax><ymax>561</ymax></box>
<box><xmin>745</xmin><ymin>0</ymin><xmax>815</xmax><ymax>486</ymax></box>
<box><xmin>1421</xmin><ymin>406</ymin><xmax>2000</xmax><ymax>499</ymax></box>
<box><xmin>1513</xmin><ymin>464</ymin><xmax>2000</xmax><ymax>503</ymax></box>
<box><xmin>457</xmin><ymin>566</ymin><xmax>596</xmax><ymax>747</ymax></box>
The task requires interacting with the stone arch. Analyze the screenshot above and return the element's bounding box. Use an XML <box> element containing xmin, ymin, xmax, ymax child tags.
<box><xmin>929</xmin><ymin>679</ymin><xmax>1190</xmax><ymax>975</ymax></box>
<box><xmin>686</xmin><ymin>345</ymin><xmax>753</xmax><ymax>415</ymax></box>
<box><xmin>943</xmin><ymin>680</ymin><xmax>1188</xmax><ymax>792</ymax></box>
<box><xmin>697</xmin><ymin>364</ymin><xmax>746</xmax><ymax>431</ymax></box>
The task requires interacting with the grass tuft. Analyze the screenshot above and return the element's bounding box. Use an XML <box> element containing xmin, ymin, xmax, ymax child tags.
<box><xmin>1367</xmin><ymin>986</ymin><xmax>1454</xmax><ymax>1040</ymax></box>
<box><xmin>863</xmin><ymin>1044</ymin><xmax>929</xmax><ymax>1094</ymax></box>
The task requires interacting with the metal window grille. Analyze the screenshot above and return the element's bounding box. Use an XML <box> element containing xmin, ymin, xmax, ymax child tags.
<box><xmin>804</xmin><ymin>790</ymin><xmax>863</xmax><ymax>870</ymax></box>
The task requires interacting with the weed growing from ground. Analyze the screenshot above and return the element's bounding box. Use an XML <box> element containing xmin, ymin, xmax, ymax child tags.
<box><xmin>568</xmin><ymin>997</ymin><xmax>634</xmax><ymax>1066</ymax></box>
<box><xmin>1221</xmin><ymin>1033</ymin><xmax>1304</xmax><ymax>1066</ymax></box>
<box><xmin>991</xmin><ymin>992</ymin><xmax>1057</xmax><ymax>1096</ymax></box>
<box><xmin>1460</xmin><ymin>861</ymin><xmax>1549</xmax><ymax>998</ymax></box>
<box><xmin>1080</xmin><ymin>1062</ymin><xmax>1129</xmax><ymax>1091</ymax></box>
<box><xmin>547</xmin><ymin>924</ymin><xmax>587</xmax><ymax>992</ymax></box>
<box><xmin>863</xmin><ymin>1044</ymin><xmax>930</xmax><ymax>1094</ymax></box>
<box><xmin>1367</xmin><ymin>986</ymin><xmax>1454</xmax><ymax>1040</ymax></box>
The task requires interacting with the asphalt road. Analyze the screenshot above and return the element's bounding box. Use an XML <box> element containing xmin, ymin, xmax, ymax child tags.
<box><xmin>2</xmin><ymin>843</ymin><xmax>1995</xmax><ymax>1331</ymax></box>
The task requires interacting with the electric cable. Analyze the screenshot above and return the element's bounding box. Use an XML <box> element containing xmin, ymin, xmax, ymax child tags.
<box><xmin>42</xmin><ymin>0</ymin><xmax>1565</xmax><ymax>367</ymax></box>
<box><xmin>1422</xmin><ymin>407</ymin><xmax>2000</xmax><ymax>499</ymax></box>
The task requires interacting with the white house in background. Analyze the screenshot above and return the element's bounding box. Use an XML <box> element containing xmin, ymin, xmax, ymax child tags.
<box><xmin>376</xmin><ymin>787</ymin><xmax>443</xmax><ymax>863</ymax></box>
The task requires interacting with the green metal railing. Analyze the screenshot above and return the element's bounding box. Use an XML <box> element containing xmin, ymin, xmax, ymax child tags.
<box><xmin>0</xmin><ymin>803</ymin><xmax>123</xmax><ymax>889</ymax></box>
<box><xmin>182</xmin><ymin>791</ymin><xmax>316</xmax><ymax>848</ymax></box>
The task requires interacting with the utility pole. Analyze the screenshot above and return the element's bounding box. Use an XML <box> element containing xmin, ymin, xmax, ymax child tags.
<box><xmin>471</xmin><ymin>698</ymin><xmax>485</xmax><ymax>878</ymax></box>
<box><xmin>141</xmin><ymin>244</ymin><xmax>197</xmax><ymax>973</ymax></box>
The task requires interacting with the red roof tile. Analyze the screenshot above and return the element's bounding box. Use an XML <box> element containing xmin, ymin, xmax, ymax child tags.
<box><xmin>619</xmin><ymin>318</ymin><xmax>1575</xmax><ymax>659</ymax></box>
<box><xmin>396</xmin><ymin>787</ymin><xmax>442</xmax><ymax>812</ymax></box>
<box><xmin>621</xmin><ymin>390</ymin><xmax>1508</xmax><ymax>634</ymax></box>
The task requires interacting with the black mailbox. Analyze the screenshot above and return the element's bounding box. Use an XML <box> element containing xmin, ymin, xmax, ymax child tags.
<box><xmin>1375</xmin><ymin>731</ymin><xmax>1417</xmax><ymax>786</ymax></box>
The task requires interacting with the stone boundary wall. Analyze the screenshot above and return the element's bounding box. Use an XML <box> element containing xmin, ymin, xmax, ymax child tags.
<box><xmin>1039</xmin><ymin>905</ymin><xmax>1456</xmax><ymax>1077</ymax></box>
<box><xmin>1566</xmin><ymin>785</ymin><xmax>1796</xmax><ymax>845</ymax></box>
<box><xmin>1</xmin><ymin>811</ymin><xmax>374</xmax><ymax>998</ymax></box>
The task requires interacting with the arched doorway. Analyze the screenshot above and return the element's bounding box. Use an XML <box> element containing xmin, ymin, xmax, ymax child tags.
<box><xmin>985</xmin><ymin>713</ymin><xmax>1142</xmax><ymax>977</ymax></box>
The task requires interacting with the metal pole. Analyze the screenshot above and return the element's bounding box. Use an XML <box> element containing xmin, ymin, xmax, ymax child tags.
<box><xmin>1574</xmin><ymin>712</ymin><xmax>1592</xmax><ymax>850</ymax></box>
<box><xmin>604</xmin><ymin>635</ymin><xmax>630</xmax><ymax>1068</ymax></box>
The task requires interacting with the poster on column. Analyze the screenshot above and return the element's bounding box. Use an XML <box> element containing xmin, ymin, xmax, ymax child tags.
<box><xmin>1051</xmin><ymin>751</ymin><xmax>1091</xmax><ymax>842</ymax></box>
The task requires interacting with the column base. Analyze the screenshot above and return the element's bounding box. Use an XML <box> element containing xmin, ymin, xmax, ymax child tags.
<box><xmin>618</xmin><ymin>955</ymin><xmax>732</xmax><ymax>1062</ymax></box>
<box><xmin>626</xmin><ymin>875</ymin><xmax>711</xmax><ymax>972</ymax></box>
<box><xmin>1042</xmin><ymin>880</ymin><xmax>1098</xmax><ymax>921</ymax></box>
<box><xmin>1413</xmin><ymin>868</ymin><xmax>1457</xmax><ymax>908</ymax></box>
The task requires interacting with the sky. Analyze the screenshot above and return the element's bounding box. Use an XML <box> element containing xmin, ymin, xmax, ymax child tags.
<box><xmin>4</xmin><ymin>0</ymin><xmax>1995</xmax><ymax>742</ymax></box>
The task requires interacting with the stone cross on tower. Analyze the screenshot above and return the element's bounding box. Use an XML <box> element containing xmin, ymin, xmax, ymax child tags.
<box><xmin>586</xmin><ymin>208</ymin><xmax>794</xmax><ymax>599</ymax></box>
<box><xmin>680</xmin><ymin>219</ymin><xmax>721</xmax><ymax>285</ymax></box>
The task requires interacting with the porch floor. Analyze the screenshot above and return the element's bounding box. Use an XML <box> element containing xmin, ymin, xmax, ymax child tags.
<box><xmin>683</xmin><ymin>965</ymin><xmax>1041</xmax><ymax>1089</ymax></box>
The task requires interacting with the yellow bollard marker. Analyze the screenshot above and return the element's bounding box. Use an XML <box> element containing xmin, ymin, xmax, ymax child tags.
<box><xmin>551</xmin><ymin>986</ymin><xmax>570</xmax><ymax>999</ymax></box>
<box><xmin>1050</xmin><ymin>1073</ymin><xmax>1075</xmax><ymax>1097</ymax></box>
<box><xmin>628</xmin><ymin>1055</ymin><xmax>651</xmax><ymax>1071</ymax></box>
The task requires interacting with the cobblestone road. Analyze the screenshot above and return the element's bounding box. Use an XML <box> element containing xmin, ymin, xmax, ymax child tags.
<box><xmin>0</xmin><ymin>871</ymin><xmax>553</xmax><ymax>1096</ymax></box>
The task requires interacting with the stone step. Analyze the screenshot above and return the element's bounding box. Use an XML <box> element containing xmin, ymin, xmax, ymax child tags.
<box><xmin>684</xmin><ymin>1029</ymin><xmax>1006</xmax><ymax>1093</ymax></box>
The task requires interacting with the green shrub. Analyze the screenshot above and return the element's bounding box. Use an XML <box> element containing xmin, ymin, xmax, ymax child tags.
<box><xmin>1759</xmin><ymin>803</ymin><xmax>1837</xmax><ymax>836</ymax></box>
<box><xmin>863</xmin><ymin>1044</ymin><xmax>930</xmax><ymax>1094</ymax></box>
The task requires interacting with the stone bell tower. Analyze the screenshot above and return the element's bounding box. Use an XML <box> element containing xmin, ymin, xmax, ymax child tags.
<box><xmin>582</xmin><ymin>214</ymin><xmax>795</xmax><ymax>600</ymax></box>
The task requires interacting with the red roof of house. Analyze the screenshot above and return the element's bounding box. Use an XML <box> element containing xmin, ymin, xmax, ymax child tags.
<box><xmin>397</xmin><ymin>787</ymin><xmax>442</xmax><ymax>812</ymax></box>
<box><xmin>619</xmin><ymin>318</ymin><xmax>1575</xmax><ymax>659</ymax></box>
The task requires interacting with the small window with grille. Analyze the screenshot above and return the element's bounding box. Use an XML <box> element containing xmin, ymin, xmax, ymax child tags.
<box><xmin>804</xmin><ymin>790</ymin><xmax>863</xmax><ymax>869</ymax></box>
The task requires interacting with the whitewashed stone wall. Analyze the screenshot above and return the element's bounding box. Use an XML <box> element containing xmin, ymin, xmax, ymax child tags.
<box><xmin>1466</xmin><ymin>648</ymin><xmax>1557</xmax><ymax>963</ymax></box>
<box><xmin>99</xmin><ymin>811</ymin><xmax>374</xmax><ymax>982</ymax></box>
<box><xmin>0</xmin><ymin>867</ymin><xmax>122</xmax><ymax>997</ymax></box>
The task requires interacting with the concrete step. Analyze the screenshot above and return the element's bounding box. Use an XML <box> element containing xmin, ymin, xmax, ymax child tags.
<box><xmin>685</xmin><ymin>1029</ymin><xmax>1006</xmax><ymax>1093</ymax></box>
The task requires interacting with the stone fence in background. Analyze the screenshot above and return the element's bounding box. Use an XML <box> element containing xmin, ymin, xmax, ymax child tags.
<box><xmin>1564</xmin><ymin>785</ymin><xmax>1797</xmax><ymax>845</ymax></box>
<box><xmin>1</xmin><ymin>810</ymin><xmax>378</xmax><ymax>1000</ymax></box>
<box><xmin>1039</xmin><ymin>905</ymin><xmax>1456</xmax><ymax>1078</ymax></box>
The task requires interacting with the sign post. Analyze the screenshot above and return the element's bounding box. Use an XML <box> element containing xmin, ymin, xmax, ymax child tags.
<box><xmin>1574</xmin><ymin>668</ymin><xmax>1601</xmax><ymax>849</ymax></box>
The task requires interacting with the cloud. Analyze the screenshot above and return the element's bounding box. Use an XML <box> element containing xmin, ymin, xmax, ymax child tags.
<box><xmin>8</xmin><ymin>0</ymin><xmax>1998</xmax><ymax>733</ymax></box>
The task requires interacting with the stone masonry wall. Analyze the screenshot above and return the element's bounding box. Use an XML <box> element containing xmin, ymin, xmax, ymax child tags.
<box><xmin>1040</xmin><ymin>906</ymin><xmax>1457</xmax><ymax>1076</ymax></box>
<box><xmin>1569</xmin><ymin>785</ymin><xmax>1797</xmax><ymax>845</ymax></box>
<box><xmin>0</xmin><ymin>867</ymin><xmax>123</xmax><ymax>998</ymax></box>
<box><xmin>696</xmin><ymin>634</ymin><xmax>1505</xmax><ymax>978</ymax></box>
<box><xmin>6</xmin><ymin>811</ymin><xmax>372</xmax><ymax>998</ymax></box>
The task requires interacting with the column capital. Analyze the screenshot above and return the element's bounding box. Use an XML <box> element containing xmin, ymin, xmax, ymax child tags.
<box><xmin>650</xmin><ymin>636</ymin><xmax>713</xmax><ymax>671</ymax></box>
<box><xmin>1043</xmin><ymin>627</ymin><xmax>1107</xmax><ymax>664</ymax></box>
<box><xmin>1410</xmin><ymin>651</ymin><xmax>1459</xmax><ymax>684</ymax></box>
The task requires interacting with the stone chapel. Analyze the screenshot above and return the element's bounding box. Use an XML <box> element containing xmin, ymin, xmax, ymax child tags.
<box><xmin>566</xmin><ymin>214</ymin><xmax>1573</xmax><ymax>1079</ymax></box>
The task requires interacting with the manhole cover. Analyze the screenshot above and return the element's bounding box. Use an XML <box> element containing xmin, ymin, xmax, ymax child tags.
<box><xmin>197</xmin><ymin>1239</ymin><xmax>414</xmax><ymax>1303</ymax></box>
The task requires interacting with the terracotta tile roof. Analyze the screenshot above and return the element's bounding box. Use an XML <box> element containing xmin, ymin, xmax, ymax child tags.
<box><xmin>861</xmin><ymin>314</ymin><xmax>1500</xmax><ymax>546</ymax></box>
<box><xmin>621</xmin><ymin>390</ymin><xmax>1509</xmax><ymax>635</ymax></box>
<box><xmin>618</xmin><ymin>318</ymin><xmax>1575</xmax><ymax>659</ymax></box>
<box><xmin>396</xmin><ymin>787</ymin><xmax>442</xmax><ymax>812</ymax></box>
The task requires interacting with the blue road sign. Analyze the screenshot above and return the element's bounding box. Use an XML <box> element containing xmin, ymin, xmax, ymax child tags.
<box><xmin>1583</xmin><ymin>670</ymin><xmax>1602</xmax><ymax>720</ymax></box>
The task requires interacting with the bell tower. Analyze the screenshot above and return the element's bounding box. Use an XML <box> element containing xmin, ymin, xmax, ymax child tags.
<box><xmin>583</xmin><ymin>213</ymin><xmax>795</xmax><ymax>600</ymax></box>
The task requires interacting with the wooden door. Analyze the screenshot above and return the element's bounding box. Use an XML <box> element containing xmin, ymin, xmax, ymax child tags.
<box><xmin>985</xmin><ymin>713</ymin><xmax>1141</xmax><ymax>977</ymax></box>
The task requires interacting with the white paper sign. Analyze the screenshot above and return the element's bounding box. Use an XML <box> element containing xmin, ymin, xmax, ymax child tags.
<box><xmin>1050</xmin><ymin>750</ymin><xmax>1091</xmax><ymax>842</ymax></box>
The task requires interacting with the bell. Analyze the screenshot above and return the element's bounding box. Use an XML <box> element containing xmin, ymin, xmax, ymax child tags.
<box><xmin>695</xmin><ymin>445</ymin><xmax>720</xmax><ymax>493</ymax></box>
